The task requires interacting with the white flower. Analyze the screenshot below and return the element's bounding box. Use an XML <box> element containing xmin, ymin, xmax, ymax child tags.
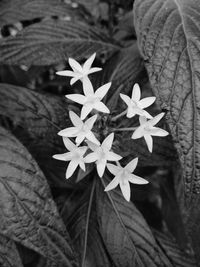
<box><xmin>56</xmin><ymin>53</ymin><xmax>102</xmax><ymax>85</ymax></box>
<box><xmin>58</xmin><ymin>111</ymin><xmax>100</xmax><ymax>145</ymax></box>
<box><xmin>53</xmin><ymin>137</ymin><xmax>87</xmax><ymax>179</ymax></box>
<box><xmin>66</xmin><ymin>79</ymin><xmax>111</xmax><ymax>119</ymax></box>
<box><xmin>84</xmin><ymin>133</ymin><xmax>122</xmax><ymax>177</ymax></box>
<box><xmin>120</xmin><ymin>83</ymin><xmax>156</xmax><ymax>119</ymax></box>
<box><xmin>132</xmin><ymin>113</ymin><xmax>169</xmax><ymax>153</ymax></box>
<box><xmin>105</xmin><ymin>158</ymin><xmax>148</xmax><ymax>201</ymax></box>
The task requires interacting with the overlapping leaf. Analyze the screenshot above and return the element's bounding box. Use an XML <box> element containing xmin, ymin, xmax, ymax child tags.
<box><xmin>96</xmin><ymin>178</ymin><xmax>174</xmax><ymax>267</ymax></box>
<box><xmin>134</xmin><ymin>0</ymin><xmax>200</xmax><ymax>259</ymax></box>
<box><xmin>0</xmin><ymin>234</ymin><xmax>23</xmax><ymax>267</ymax></box>
<box><xmin>0</xmin><ymin>126</ymin><xmax>78</xmax><ymax>266</ymax></box>
<box><xmin>0</xmin><ymin>19</ymin><xmax>120</xmax><ymax>66</ymax></box>
<box><xmin>0</xmin><ymin>0</ymin><xmax>89</xmax><ymax>28</ymax></box>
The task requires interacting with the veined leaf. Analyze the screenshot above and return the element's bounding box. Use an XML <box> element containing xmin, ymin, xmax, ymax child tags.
<box><xmin>66</xmin><ymin>183</ymin><xmax>114</xmax><ymax>267</ymax></box>
<box><xmin>96</xmin><ymin>178</ymin><xmax>174</xmax><ymax>267</ymax></box>
<box><xmin>0</xmin><ymin>83</ymin><xmax>73</xmax><ymax>188</ymax></box>
<box><xmin>0</xmin><ymin>0</ymin><xmax>89</xmax><ymax>28</ymax></box>
<box><xmin>0</xmin><ymin>126</ymin><xmax>78</xmax><ymax>266</ymax></box>
<box><xmin>153</xmin><ymin>230</ymin><xmax>196</xmax><ymax>267</ymax></box>
<box><xmin>0</xmin><ymin>234</ymin><xmax>23</xmax><ymax>267</ymax></box>
<box><xmin>0</xmin><ymin>19</ymin><xmax>120</xmax><ymax>66</ymax></box>
<box><xmin>133</xmin><ymin>0</ymin><xmax>200</xmax><ymax>258</ymax></box>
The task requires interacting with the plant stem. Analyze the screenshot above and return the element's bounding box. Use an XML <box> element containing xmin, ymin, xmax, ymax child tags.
<box><xmin>111</xmin><ymin>110</ymin><xmax>127</xmax><ymax>121</ymax></box>
<box><xmin>81</xmin><ymin>178</ymin><xmax>96</xmax><ymax>267</ymax></box>
<box><xmin>112</xmin><ymin>127</ymin><xmax>137</xmax><ymax>132</ymax></box>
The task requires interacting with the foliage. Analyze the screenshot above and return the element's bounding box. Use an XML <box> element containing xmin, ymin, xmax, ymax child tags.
<box><xmin>0</xmin><ymin>0</ymin><xmax>199</xmax><ymax>266</ymax></box>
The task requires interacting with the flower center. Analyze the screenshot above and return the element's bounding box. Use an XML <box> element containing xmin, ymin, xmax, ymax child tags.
<box><xmin>86</xmin><ymin>95</ymin><xmax>98</xmax><ymax>105</ymax></box>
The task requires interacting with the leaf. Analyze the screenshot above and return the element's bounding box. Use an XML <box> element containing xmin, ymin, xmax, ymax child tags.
<box><xmin>66</xmin><ymin>183</ymin><xmax>114</xmax><ymax>267</ymax></box>
<box><xmin>0</xmin><ymin>18</ymin><xmax>120</xmax><ymax>66</ymax></box>
<box><xmin>153</xmin><ymin>230</ymin><xmax>196</xmax><ymax>267</ymax></box>
<box><xmin>0</xmin><ymin>83</ymin><xmax>74</xmax><ymax>188</ymax></box>
<box><xmin>0</xmin><ymin>126</ymin><xmax>78</xmax><ymax>266</ymax></box>
<box><xmin>0</xmin><ymin>0</ymin><xmax>89</xmax><ymax>28</ymax></box>
<box><xmin>0</xmin><ymin>234</ymin><xmax>23</xmax><ymax>267</ymax></box>
<box><xmin>96</xmin><ymin>177</ymin><xmax>175</xmax><ymax>267</ymax></box>
<box><xmin>133</xmin><ymin>0</ymin><xmax>200</xmax><ymax>259</ymax></box>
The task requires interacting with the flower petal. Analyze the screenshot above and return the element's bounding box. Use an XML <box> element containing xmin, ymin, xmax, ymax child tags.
<box><xmin>52</xmin><ymin>152</ymin><xmax>72</xmax><ymax>161</ymax></box>
<box><xmin>62</xmin><ymin>137</ymin><xmax>76</xmax><ymax>151</ymax></box>
<box><xmin>75</xmin><ymin>134</ymin><xmax>85</xmax><ymax>145</ymax></box>
<box><xmin>131</xmin><ymin>83</ymin><xmax>141</xmax><ymax>102</ymax></box>
<box><xmin>58</xmin><ymin>127</ymin><xmax>78</xmax><ymax>137</ymax></box>
<box><xmin>86</xmin><ymin>140</ymin><xmax>99</xmax><ymax>151</ymax></box>
<box><xmin>70</xmin><ymin>76</ymin><xmax>79</xmax><ymax>85</ymax></box>
<box><xmin>150</xmin><ymin>112</ymin><xmax>165</xmax><ymax>126</ymax></box>
<box><xmin>119</xmin><ymin>180</ymin><xmax>131</xmax><ymax>201</ymax></box>
<box><xmin>120</xmin><ymin>93</ymin><xmax>131</xmax><ymax>106</ymax></box>
<box><xmin>107</xmin><ymin>151</ymin><xmax>122</xmax><ymax>161</ymax></box>
<box><xmin>106</xmin><ymin>163</ymin><xmax>121</xmax><ymax>175</ymax></box>
<box><xmin>144</xmin><ymin>134</ymin><xmax>153</xmax><ymax>153</ymax></box>
<box><xmin>128</xmin><ymin>174</ymin><xmax>148</xmax><ymax>184</ymax></box>
<box><xmin>96</xmin><ymin>159</ymin><xmax>107</xmax><ymax>177</ymax></box>
<box><xmin>68</xmin><ymin>58</ymin><xmax>82</xmax><ymax>72</ymax></box>
<box><xmin>84</xmin><ymin>152</ymin><xmax>98</xmax><ymax>163</ymax></box>
<box><xmin>65</xmin><ymin>94</ymin><xmax>86</xmax><ymax>105</ymax></box>
<box><xmin>95</xmin><ymin>82</ymin><xmax>111</xmax><ymax>99</ymax></box>
<box><xmin>82</xmin><ymin>78</ymin><xmax>94</xmax><ymax>95</ymax></box>
<box><xmin>69</xmin><ymin>111</ymin><xmax>83</xmax><ymax>127</ymax></box>
<box><xmin>66</xmin><ymin>160</ymin><xmax>78</xmax><ymax>178</ymax></box>
<box><xmin>88</xmin><ymin>67</ymin><xmax>102</xmax><ymax>74</ymax></box>
<box><xmin>83</xmin><ymin>53</ymin><xmax>96</xmax><ymax>71</ymax></box>
<box><xmin>93</xmin><ymin>101</ymin><xmax>110</xmax><ymax>114</ymax></box>
<box><xmin>85</xmin><ymin>114</ymin><xmax>98</xmax><ymax>129</ymax></box>
<box><xmin>102</xmin><ymin>133</ymin><xmax>114</xmax><ymax>150</ymax></box>
<box><xmin>104</xmin><ymin>176</ymin><xmax>120</xmax><ymax>191</ymax></box>
<box><xmin>56</xmin><ymin>70</ymin><xmax>74</xmax><ymax>77</ymax></box>
<box><xmin>141</xmin><ymin>110</ymin><xmax>153</xmax><ymax>119</ymax></box>
<box><xmin>139</xmin><ymin>115</ymin><xmax>147</xmax><ymax>125</ymax></box>
<box><xmin>79</xmin><ymin>160</ymin><xmax>86</xmax><ymax>171</ymax></box>
<box><xmin>125</xmin><ymin>158</ymin><xmax>138</xmax><ymax>173</ymax></box>
<box><xmin>150</xmin><ymin>127</ymin><xmax>169</xmax><ymax>137</ymax></box>
<box><xmin>139</xmin><ymin>96</ymin><xmax>156</xmax><ymax>109</ymax></box>
<box><xmin>80</xmin><ymin>105</ymin><xmax>93</xmax><ymax>120</ymax></box>
<box><xmin>85</xmin><ymin>131</ymin><xmax>100</xmax><ymax>145</ymax></box>
<box><xmin>131</xmin><ymin>126</ymin><xmax>144</xmax><ymax>139</ymax></box>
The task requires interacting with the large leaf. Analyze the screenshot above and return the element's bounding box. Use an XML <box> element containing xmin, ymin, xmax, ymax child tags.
<box><xmin>0</xmin><ymin>0</ymin><xmax>89</xmax><ymax>28</ymax></box>
<box><xmin>96</xmin><ymin>177</ymin><xmax>175</xmax><ymax>267</ymax></box>
<box><xmin>153</xmin><ymin>230</ymin><xmax>196</xmax><ymax>267</ymax></box>
<box><xmin>133</xmin><ymin>0</ymin><xmax>200</xmax><ymax>259</ymax></box>
<box><xmin>0</xmin><ymin>126</ymin><xmax>78</xmax><ymax>266</ymax></box>
<box><xmin>0</xmin><ymin>19</ymin><xmax>120</xmax><ymax>66</ymax></box>
<box><xmin>0</xmin><ymin>83</ymin><xmax>71</xmax><ymax>188</ymax></box>
<box><xmin>66</xmin><ymin>184</ymin><xmax>114</xmax><ymax>267</ymax></box>
<box><xmin>0</xmin><ymin>234</ymin><xmax>23</xmax><ymax>267</ymax></box>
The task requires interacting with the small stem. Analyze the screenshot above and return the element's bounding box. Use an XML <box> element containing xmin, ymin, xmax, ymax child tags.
<box><xmin>112</xmin><ymin>127</ymin><xmax>137</xmax><ymax>132</ymax></box>
<box><xmin>111</xmin><ymin>110</ymin><xmax>127</xmax><ymax>121</ymax></box>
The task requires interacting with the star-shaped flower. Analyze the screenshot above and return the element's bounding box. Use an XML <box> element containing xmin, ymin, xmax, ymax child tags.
<box><xmin>66</xmin><ymin>79</ymin><xmax>111</xmax><ymax>119</ymax></box>
<box><xmin>53</xmin><ymin>137</ymin><xmax>87</xmax><ymax>178</ymax></box>
<box><xmin>120</xmin><ymin>83</ymin><xmax>156</xmax><ymax>119</ymax></box>
<box><xmin>84</xmin><ymin>133</ymin><xmax>122</xmax><ymax>177</ymax></box>
<box><xmin>58</xmin><ymin>111</ymin><xmax>100</xmax><ymax>145</ymax></box>
<box><xmin>56</xmin><ymin>53</ymin><xmax>102</xmax><ymax>85</ymax></box>
<box><xmin>105</xmin><ymin>158</ymin><xmax>148</xmax><ymax>201</ymax></box>
<box><xmin>131</xmin><ymin>113</ymin><xmax>169</xmax><ymax>153</ymax></box>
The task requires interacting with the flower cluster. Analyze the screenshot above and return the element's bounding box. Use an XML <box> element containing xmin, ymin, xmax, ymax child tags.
<box><xmin>53</xmin><ymin>53</ymin><xmax>169</xmax><ymax>201</ymax></box>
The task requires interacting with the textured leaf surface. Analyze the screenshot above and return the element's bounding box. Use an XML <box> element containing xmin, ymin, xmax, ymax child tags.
<box><xmin>67</xmin><ymin>190</ymin><xmax>114</xmax><ymax>267</ymax></box>
<box><xmin>0</xmin><ymin>0</ymin><xmax>88</xmax><ymax>27</ymax></box>
<box><xmin>134</xmin><ymin>0</ymin><xmax>200</xmax><ymax>259</ymax></box>
<box><xmin>0</xmin><ymin>83</ymin><xmax>72</xmax><ymax>187</ymax></box>
<box><xmin>0</xmin><ymin>126</ymin><xmax>78</xmax><ymax>266</ymax></box>
<box><xmin>134</xmin><ymin>0</ymin><xmax>200</xmax><ymax>205</ymax></box>
<box><xmin>0</xmin><ymin>19</ymin><xmax>120</xmax><ymax>66</ymax></box>
<box><xmin>96</xmin><ymin>178</ymin><xmax>174</xmax><ymax>267</ymax></box>
<box><xmin>154</xmin><ymin>230</ymin><xmax>196</xmax><ymax>267</ymax></box>
<box><xmin>0</xmin><ymin>234</ymin><xmax>23</xmax><ymax>267</ymax></box>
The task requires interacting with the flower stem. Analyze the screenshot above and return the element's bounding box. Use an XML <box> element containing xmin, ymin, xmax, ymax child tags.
<box><xmin>112</xmin><ymin>127</ymin><xmax>137</xmax><ymax>132</ymax></box>
<box><xmin>111</xmin><ymin>110</ymin><xmax>127</xmax><ymax>121</ymax></box>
